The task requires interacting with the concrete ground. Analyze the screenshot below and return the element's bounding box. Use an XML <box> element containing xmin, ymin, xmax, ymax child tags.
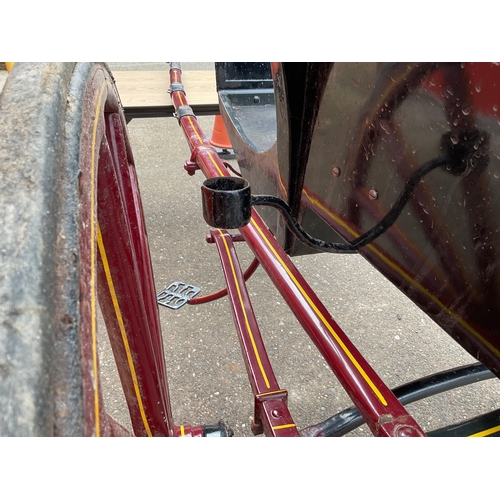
<box><xmin>1</xmin><ymin>63</ymin><xmax>500</xmax><ymax>437</ymax></box>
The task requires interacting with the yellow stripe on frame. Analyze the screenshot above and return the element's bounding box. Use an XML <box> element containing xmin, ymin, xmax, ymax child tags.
<box><xmin>207</xmin><ymin>151</ymin><xmax>225</xmax><ymax>177</ymax></box>
<box><xmin>97</xmin><ymin>224</ymin><xmax>153</xmax><ymax>437</ymax></box>
<box><xmin>257</xmin><ymin>390</ymin><xmax>287</xmax><ymax>398</ymax></box>
<box><xmin>273</xmin><ymin>424</ymin><xmax>296</xmax><ymax>430</ymax></box>
<box><xmin>187</xmin><ymin>116</ymin><xmax>203</xmax><ymax>144</ymax></box>
<box><xmin>250</xmin><ymin>219</ymin><xmax>388</xmax><ymax>406</ymax></box>
<box><xmin>469</xmin><ymin>424</ymin><xmax>500</xmax><ymax>437</ymax></box>
<box><xmin>218</xmin><ymin>230</ymin><xmax>271</xmax><ymax>388</ymax></box>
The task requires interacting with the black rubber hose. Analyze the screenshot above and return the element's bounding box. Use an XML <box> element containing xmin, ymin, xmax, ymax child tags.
<box><xmin>252</xmin><ymin>156</ymin><xmax>449</xmax><ymax>254</ymax></box>
<box><xmin>347</xmin><ymin>156</ymin><xmax>448</xmax><ymax>249</ymax></box>
<box><xmin>252</xmin><ymin>194</ymin><xmax>357</xmax><ymax>253</ymax></box>
<box><xmin>299</xmin><ymin>362</ymin><xmax>494</xmax><ymax>437</ymax></box>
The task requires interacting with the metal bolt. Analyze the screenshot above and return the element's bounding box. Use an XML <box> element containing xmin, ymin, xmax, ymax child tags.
<box><xmin>395</xmin><ymin>425</ymin><xmax>423</xmax><ymax>437</ymax></box>
<box><xmin>332</xmin><ymin>167</ymin><xmax>341</xmax><ymax>177</ymax></box>
<box><xmin>253</xmin><ymin>95</ymin><xmax>260</xmax><ymax>103</ymax></box>
<box><xmin>271</xmin><ymin>409</ymin><xmax>283</xmax><ymax>418</ymax></box>
<box><xmin>369</xmin><ymin>189</ymin><xmax>379</xmax><ymax>200</ymax></box>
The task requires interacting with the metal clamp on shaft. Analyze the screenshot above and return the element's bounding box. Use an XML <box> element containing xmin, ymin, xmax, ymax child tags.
<box><xmin>175</xmin><ymin>105</ymin><xmax>195</xmax><ymax>122</ymax></box>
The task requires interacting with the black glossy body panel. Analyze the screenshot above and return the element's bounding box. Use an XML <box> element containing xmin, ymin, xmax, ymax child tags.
<box><xmin>218</xmin><ymin>62</ymin><xmax>500</xmax><ymax>377</ymax></box>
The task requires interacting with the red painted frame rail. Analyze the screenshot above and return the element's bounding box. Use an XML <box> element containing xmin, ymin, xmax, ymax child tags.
<box><xmin>169</xmin><ymin>63</ymin><xmax>426</xmax><ymax>437</ymax></box>
<box><xmin>210</xmin><ymin>229</ymin><xmax>299</xmax><ymax>436</ymax></box>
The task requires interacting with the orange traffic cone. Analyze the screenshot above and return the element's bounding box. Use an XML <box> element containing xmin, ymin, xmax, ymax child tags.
<box><xmin>209</xmin><ymin>115</ymin><xmax>232</xmax><ymax>149</ymax></box>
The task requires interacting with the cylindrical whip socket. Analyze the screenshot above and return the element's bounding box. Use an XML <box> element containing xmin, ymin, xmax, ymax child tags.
<box><xmin>201</xmin><ymin>177</ymin><xmax>252</xmax><ymax>229</ymax></box>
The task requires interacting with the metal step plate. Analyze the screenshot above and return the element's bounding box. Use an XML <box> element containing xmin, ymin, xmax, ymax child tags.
<box><xmin>157</xmin><ymin>281</ymin><xmax>201</xmax><ymax>310</ymax></box>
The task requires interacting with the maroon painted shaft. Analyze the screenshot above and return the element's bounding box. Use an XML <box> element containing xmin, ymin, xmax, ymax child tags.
<box><xmin>211</xmin><ymin>229</ymin><xmax>299</xmax><ymax>436</ymax></box>
<box><xmin>240</xmin><ymin>216</ymin><xmax>424</xmax><ymax>436</ymax></box>
<box><xmin>169</xmin><ymin>64</ymin><xmax>426</xmax><ymax>436</ymax></box>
